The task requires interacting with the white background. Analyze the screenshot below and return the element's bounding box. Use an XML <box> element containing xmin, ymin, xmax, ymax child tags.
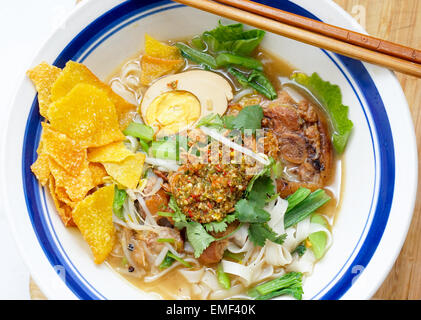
<box><xmin>0</xmin><ymin>0</ymin><xmax>76</xmax><ymax>300</ymax></box>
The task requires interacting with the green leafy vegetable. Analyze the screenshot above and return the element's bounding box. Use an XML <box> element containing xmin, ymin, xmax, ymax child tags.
<box><xmin>229</xmin><ymin>67</ymin><xmax>277</xmax><ymax>100</ymax></box>
<box><xmin>308</xmin><ymin>214</ymin><xmax>329</xmax><ymax>259</ymax></box>
<box><xmin>224</xmin><ymin>105</ymin><xmax>264</xmax><ymax>132</ymax></box>
<box><xmin>248</xmin><ymin>223</ymin><xmax>286</xmax><ymax>247</ymax></box>
<box><xmin>202</xmin><ymin>22</ymin><xmax>265</xmax><ymax>56</ymax></box>
<box><xmin>286</xmin><ymin>187</ymin><xmax>312</xmax><ymax>213</ymax></box>
<box><xmin>113</xmin><ymin>187</ymin><xmax>127</xmax><ymax>220</ymax></box>
<box><xmin>191</xmin><ymin>35</ymin><xmax>206</xmax><ymax>51</ymax></box>
<box><xmin>123</xmin><ymin>122</ymin><xmax>154</xmax><ymax>142</ymax></box>
<box><xmin>235</xmin><ymin>199</ymin><xmax>270</xmax><ymax>224</ymax></box>
<box><xmin>157</xmin><ymin>238</ymin><xmax>175</xmax><ymax>244</ymax></box>
<box><xmin>216</xmin><ymin>53</ymin><xmax>263</xmax><ymax>70</ymax></box>
<box><xmin>284</xmin><ymin>189</ymin><xmax>331</xmax><ymax>229</ymax></box>
<box><xmin>204</xmin><ymin>214</ymin><xmax>237</xmax><ymax>233</ymax></box>
<box><xmin>175</xmin><ymin>42</ymin><xmax>218</xmax><ymax>69</ymax></box>
<box><xmin>247</xmin><ymin>175</ymin><xmax>276</xmax><ymax>208</ymax></box>
<box><xmin>185</xmin><ymin>221</ymin><xmax>216</xmax><ymax>258</ymax></box>
<box><xmin>169</xmin><ymin>197</ymin><xmax>216</xmax><ymax>258</ymax></box>
<box><xmin>217</xmin><ymin>263</ymin><xmax>231</xmax><ymax>290</ymax></box>
<box><xmin>290</xmin><ymin>72</ymin><xmax>353</xmax><ymax>154</ymax></box>
<box><xmin>159</xmin><ymin>254</ymin><xmax>175</xmax><ymax>269</ymax></box>
<box><xmin>248</xmin><ymin>272</ymin><xmax>303</xmax><ymax>300</ymax></box>
<box><xmin>292</xmin><ymin>243</ymin><xmax>307</xmax><ymax>257</ymax></box>
<box><xmin>196</xmin><ymin>113</ymin><xmax>225</xmax><ymax>130</ymax></box>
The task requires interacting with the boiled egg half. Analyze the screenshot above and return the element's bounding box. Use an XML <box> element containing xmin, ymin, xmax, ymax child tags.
<box><xmin>140</xmin><ymin>70</ymin><xmax>233</xmax><ymax>135</ymax></box>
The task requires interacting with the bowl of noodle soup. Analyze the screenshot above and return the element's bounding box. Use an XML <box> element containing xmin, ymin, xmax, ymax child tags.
<box><xmin>1</xmin><ymin>0</ymin><xmax>417</xmax><ymax>300</ymax></box>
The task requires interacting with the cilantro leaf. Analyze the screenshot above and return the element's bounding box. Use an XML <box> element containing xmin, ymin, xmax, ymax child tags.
<box><xmin>185</xmin><ymin>222</ymin><xmax>216</xmax><ymax>258</ymax></box>
<box><xmin>204</xmin><ymin>214</ymin><xmax>237</xmax><ymax>233</ymax></box>
<box><xmin>224</xmin><ymin>105</ymin><xmax>263</xmax><ymax>132</ymax></box>
<box><xmin>248</xmin><ymin>223</ymin><xmax>286</xmax><ymax>247</ymax></box>
<box><xmin>247</xmin><ymin>175</ymin><xmax>276</xmax><ymax>207</ymax></box>
<box><xmin>235</xmin><ymin>199</ymin><xmax>270</xmax><ymax>223</ymax></box>
<box><xmin>291</xmin><ymin>72</ymin><xmax>353</xmax><ymax>154</ymax></box>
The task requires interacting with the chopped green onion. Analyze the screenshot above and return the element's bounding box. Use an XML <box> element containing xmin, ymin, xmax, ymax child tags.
<box><xmin>157</xmin><ymin>238</ymin><xmax>175</xmax><ymax>244</ymax></box>
<box><xmin>175</xmin><ymin>42</ymin><xmax>218</xmax><ymax>69</ymax></box>
<box><xmin>138</xmin><ymin>138</ymin><xmax>150</xmax><ymax>153</ymax></box>
<box><xmin>157</xmin><ymin>211</ymin><xmax>174</xmax><ymax>217</ymax></box>
<box><xmin>286</xmin><ymin>187</ymin><xmax>312</xmax><ymax>212</ymax></box>
<box><xmin>167</xmin><ymin>252</ymin><xmax>192</xmax><ymax>268</ymax></box>
<box><xmin>228</xmin><ymin>67</ymin><xmax>277</xmax><ymax>100</ymax></box>
<box><xmin>150</xmin><ymin>140</ymin><xmax>177</xmax><ymax>160</ymax></box>
<box><xmin>249</xmin><ymin>272</ymin><xmax>303</xmax><ymax>300</ymax></box>
<box><xmin>217</xmin><ymin>263</ymin><xmax>231</xmax><ymax>290</ymax></box>
<box><xmin>216</xmin><ymin>53</ymin><xmax>263</xmax><ymax>70</ymax></box>
<box><xmin>271</xmin><ymin>160</ymin><xmax>283</xmax><ymax>179</ymax></box>
<box><xmin>191</xmin><ymin>35</ymin><xmax>206</xmax><ymax>51</ymax></box>
<box><xmin>223</xmin><ymin>250</ymin><xmax>244</xmax><ymax>263</ymax></box>
<box><xmin>284</xmin><ymin>189</ymin><xmax>331</xmax><ymax>229</ymax></box>
<box><xmin>123</xmin><ymin>122</ymin><xmax>154</xmax><ymax>142</ymax></box>
<box><xmin>113</xmin><ymin>187</ymin><xmax>127</xmax><ymax>220</ymax></box>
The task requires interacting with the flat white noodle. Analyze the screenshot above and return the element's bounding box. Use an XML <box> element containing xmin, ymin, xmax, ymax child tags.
<box><xmin>232</xmin><ymin>88</ymin><xmax>254</xmax><ymax>103</ymax></box>
<box><xmin>264</xmin><ymin>241</ymin><xmax>293</xmax><ymax>267</ymax></box>
<box><xmin>201</xmin><ymin>270</ymin><xmax>222</xmax><ymax>291</ymax></box>
<box><xmin>231</xmin><ymin>224</ymin><xmax>249</xmax><ymax>248</ymax></box>
<box><xmin>178</xmin><ymin>268</ymin><xmax>205</xmax><ymax>283</ymax></box>
<box><xmin>266</xmin><ymin>197</ymin><xmax>288</xmax><ymax>235</ymax></box>
<box><xmin>287</xmin><ymin>249</ymin><xmax>316</xmax><ymax>275</ymax></box>
<box><xmin>210</xmin><ymin>284</ymin><xmax>246</xmax><ymax>300</ymax></box>
<box><xmin>110</xmin><ymin>79</ymin><xmax>138</xmax><ymax>105</ymax></box>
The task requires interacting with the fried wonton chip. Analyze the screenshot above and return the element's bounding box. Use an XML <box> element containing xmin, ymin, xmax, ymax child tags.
<box><xmin>27</xmin><ymin>62</ymin><xmax>62</xmax><ymax>119</ymax></box>
<box><xmin>145</xmin><ymin>34</ymin><xmax>181</xmax><ymax>60</ymax></box>
<box><xmin>50</xmin><ymin>61</ymin><xmax>136</xmax><ymax>129</ymax></box>
<box><xmin>89</xmin><ymin>163</ymin><xmax>108</xmax><ymax>187</ymax></box>
<box><xmin>88</xmin><ymin>141</ymin><xmax>133</xmax><ymax>163</ymax></box>
<box><xmin>103</xmin><ymin>153</ymin><xmax>146</xmax><ymax>189</ymax></box>
<box><xmin>140</xmin><ymin>55</ymin><xmax>184</xmax><ymax>85</ymax></box>
<box><xmin>41</xmin><ymin>123</ymin><xmax>87</xmax><ymax>175</ymax></box>
<box><xmin>48</xmin><ymin>157</ymin><xmax>94</xmax><ymax>202</ymax></box>
<box><xmin>72</xmin><ymin>185</ymin><xmax>115</xmax><ymax>264</ymax></box>
<box><xmin>31</xmin><ymin>151</ymin><xmax>50</xmax><ymax>186</ymax></box>
<box><xmin>47</xmin><ymin>83</ymin><xmax>125</xmax><ymax>148</ymax></box>
<box><xmin>48</xmin><ymin>176</ymin><xmax>75</xmax><ymax>227</ymax></box>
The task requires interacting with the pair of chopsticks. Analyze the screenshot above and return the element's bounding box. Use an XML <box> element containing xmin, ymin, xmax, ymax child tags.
<box><xmin>172</xmin><ymin>0</ymin><xmax>421</xmax><ymax>78</ymax></box>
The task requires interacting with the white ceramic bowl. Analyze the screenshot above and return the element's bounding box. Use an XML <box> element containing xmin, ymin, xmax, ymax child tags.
<box><xmin>1</xmin><ymin>0</ymin><xmax>417</xmax><ymax>300</ymax></box>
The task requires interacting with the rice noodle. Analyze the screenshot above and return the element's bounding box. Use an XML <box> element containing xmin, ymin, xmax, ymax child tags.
<box><xmin>143</xmin><ymin>258</ymin><xmax>198</xmax><ymax>283</ymax></box>
<box><xmin>110</xmin><ymin>79</ymin><xmax>138</xmax><ymax>105</ymax></box>
<box><xmin>178</xmin><ymin>268</ymin><xmax>205</xmax><ymax>283</ymax></box>
<box><xmin>232</xmin><ymin>88</ymin><xmax>254</xmax><ymax>103</ymax></box>
<box><xmin>145</xmin><ymin>157</ymin><xmax>179</xmax><ymax>172</ymax></box>
<box><xmin>124</xmin><ymin>136</ymin><xmax>140</xmax><ymax>153</ymax></box>
<box><xmin>154</xmin><ymin>247</ymin><xmax>169</xmax><ymax>267</ymax></box>
<box><xmin>200</xmin><ymin>126</ymin><xmax>270</xmax><ymax>166</ymax></box>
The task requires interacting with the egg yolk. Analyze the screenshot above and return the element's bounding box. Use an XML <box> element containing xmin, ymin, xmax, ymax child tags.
<box><xmin>145</xmin><ymin>91</ymin><xmax>201</xmax><ymax>134</ymax></box>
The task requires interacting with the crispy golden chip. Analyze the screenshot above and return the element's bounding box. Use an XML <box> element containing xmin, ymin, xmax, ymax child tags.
<box><xmin>47</xmin><ymin>83</ymin><xmax>125</xmax><ymax>148</ymax></box>
<box><xmin>48</xmin><ymin>176</ymin><xmax>75</xmax><ymax>227</ymax></box>
<box><xmin>103</xmin><ymin>153</ymin><xmax>146</xmax><ymax>189</ymax></box>
<box><xmin>88</xmin><ymin>141</ymin><xmax>133</xmax><ymax>163</ymax></box>
<box><xmin>27</xmin><ymin>62</ymin><xmax>62</xmax><ymax>119</ymax></box>
<box><xmin>140</xmin><ymin>55</ymin><xmax>184</xmax><ymax>85</ymax></box>
<box><xmin>41</xmin><ymin>123</ymin><xmax>87</xmax><ymax>175</ymax></box>
<box><xmin>50</xmin><ymin>61</ymin><xmax>136</xmax><ymax>129</ymax></box>
<box><xmin>89</xmin><ymin>163</ymin><xmax>108</xmax><ymax>187</ymax></box>
<box><xmin>48</xmin><ymin>157</ymin><xmax>94</xmax><ymax>202</ymax></box>
<box><xmin>72</xmin><ymin>185</ymin><xmax>115</xmax><ymax>264</ymax></box>
<box><xmin>145</xmin><ymin>34</ymin><xmax>181</xmax><ymax>59</ymax></box>
<box><xmin>31</xmin><ymin>152</ymin><xmax>50</xmax><ymax>186</ymax></box>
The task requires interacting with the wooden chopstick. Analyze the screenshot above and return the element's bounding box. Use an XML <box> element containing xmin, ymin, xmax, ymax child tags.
<box><xmin>213</xmin><ymin>0</ymin><xmax>421</xmax><ymax>65</ymax></box>
<box><xmin>172</xmin><ymin>0</ymin><xmax>421</xmax><ymax>78</ymax></box>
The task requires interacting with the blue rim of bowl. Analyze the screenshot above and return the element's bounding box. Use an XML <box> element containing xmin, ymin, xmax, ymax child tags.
<box><xmin>21</xmin><ymin>0</ymin><xmax>395</xmax><ymax>300</ymax></box>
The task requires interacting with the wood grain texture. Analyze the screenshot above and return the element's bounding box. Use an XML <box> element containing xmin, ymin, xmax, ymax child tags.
<box><xmin>334</xmin><ymin>0</ymin><xmax>421</xmax><ymax>300</ymax></box>
<box><xmin>31</xmin><ymin>0</ymin><xmax>421</xmax><ymax>300</ymax></box>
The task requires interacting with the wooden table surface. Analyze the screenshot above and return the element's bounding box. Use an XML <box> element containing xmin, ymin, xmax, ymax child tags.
<box><xmin>334</xmin><ymin>0</ymin><xmax>421</xmax><ymax>300</ymax></box>
<box><xmin>30</xmin><ymin>0</ymin><xmax>421</xmax><ymax>300</ymax></box>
